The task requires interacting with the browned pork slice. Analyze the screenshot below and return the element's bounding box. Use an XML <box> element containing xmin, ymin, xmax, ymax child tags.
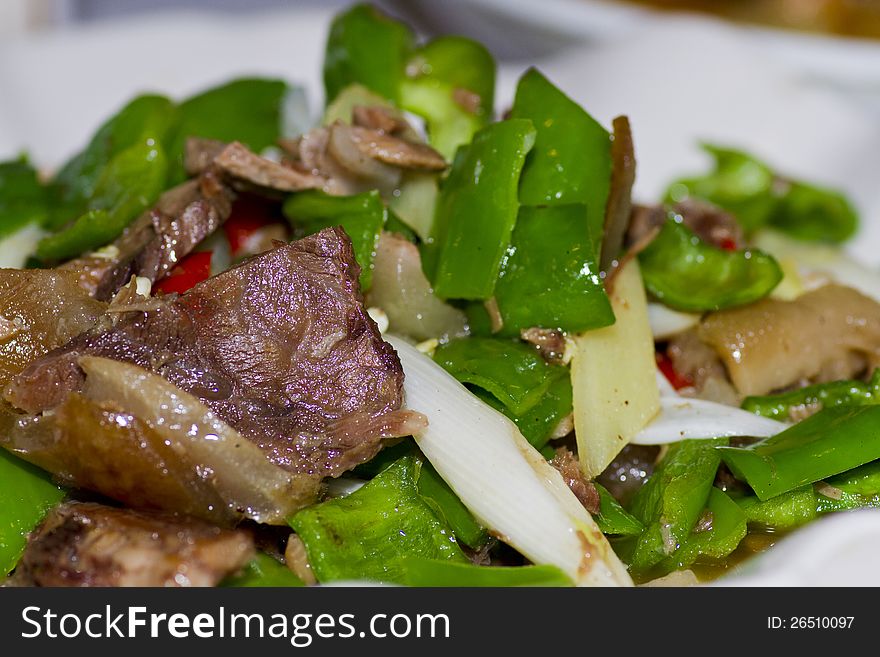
<box><xmin>8</xmin><ymin>502</ymin><xmax>254</xmax><ymax>587</ymax></box>
<box><xmin>59</xmin><ymin>169</ymin><xmax>234</xmax><ymax>300</ymax></box>
<box><xmin>0</xmin><ymin>269</ymin><xmax>106</xmax><ymax>388</ymax></box>
<box><xmin>627</xmin><ymin>199</ymin><xmax>744</xmax><ymax>250</ymax></box>
<box><xmin>698</xmin><ymin>284</ymin><xmax>880</xmax><ymax>396</ymax></box>
<box><xmin>6</xmin><ymin>227</ymin><xmax>424</xmax><ymax>478</ymax></box>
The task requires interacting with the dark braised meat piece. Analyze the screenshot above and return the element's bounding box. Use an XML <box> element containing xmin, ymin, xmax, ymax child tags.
<box><xmin>550</xmin><ymin>447</ymin><xmax>600</xmax><ymax>514</ymax></box>
<box><xmin>9</xmin><ymin>502</ymin><xmax>254</xmax><ymax>587</ymax></box>
<box><xmin>59</xmin><ymin>170</ymin><xmax>234</xmax><ymax>300</ymax></box>
<box><xmin>7</xmin><ymin>228</ymin><xmax>424</xmax><ymax>478</ymax></box>
<box><xmin>627</xmin><ymin>199</ymin><xmax>744</xmax><ymax>251</ymax></box>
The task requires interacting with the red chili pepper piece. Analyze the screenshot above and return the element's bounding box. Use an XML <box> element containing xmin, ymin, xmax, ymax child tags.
<box><xmin>719</xmin><ymin>237</ymin><xmax>738</xmax><ymax>252</ymax></box>
<box><xmin>154</xmin><ymin>251</ymin><xmax>212</xmax><ymax>295</ymax></box>
<box><xmin>223</xmin><ymin>195</ymin><xmax>280</xmax><ymax>256</ymax></box>
<box><xmin>655</xmin><ymin>351</ymin><xmax>694</xmax><ymax>390</ymax></box>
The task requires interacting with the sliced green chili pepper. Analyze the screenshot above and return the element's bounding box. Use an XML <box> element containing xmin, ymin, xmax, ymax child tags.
<box><xmin>510</xmin><ymin>68</ymin><xmax>611</xmax><ymax>253</ymax></box>
<box><xmin>167</xmin><ymin>78</ymin><xmax>289</xmax><ymax>183</ymax></box>
<box><xmin>283</xmin><ymin>189</ymin><xmax>386</xmax><ymax>290</ymax></box>
<box><xmin>0</xmin><ymin>156</ymin><xmax>49</xmax><ymax>238</ymax></box>
<box><xmin>666</xmin><ymin>144</ymin><xmax>857</xmax><ymax>242</ymax></box>
<box><xmin>37</xmin><ymin>139</ymin><xmax>168</xmax><ymax>261</ymax></box>
<box><xmin>771</xmin><ymin>180</ymin><xmax>858</xmax><ymax>244</ymax></box>
<box><xmin>818</xmin><ymin>460</ymin><xmax>880</xmax><ymax>513</ymax></box>
<box><xmin>289</xmin><ymin>454</ymin><xmax>467</xmax><ymax>584</ymax></box>
<box><xmin>494</xmin><ymin>204</ymin><xmax>613</xmax><ymax>335</ymax></box>
<box><xmin>593</xmin><ymin>483</ymin><xmax>644</xmax><ymax>537</ymax></box>
<box><xmin>639</xmin><ymin>218</ymin><xmax>782</xmax><ymax>312</ymax></box>
<box><xmin>221</xmin><ymin>553</ymin><xmax>305</xmax><ymax>587</ymax></box>
<box><xmin>736</xmin><ymin>460</ymin><xmax>880</xmax><ymax>530</ymax></box>
<box><xmin>472</xmin><ymin>367</ymin><xmax>572</xmax><ymax>449</ymax></box>
<box><xmin>400</xmin><ymin>36</ymin><xmax>495</xmax><ymax>160</ymax></box>
<box><xmin>659</xmin><ymin>487</ymin><xmax>747</xmax><ymax>573</ymax></box>
<box><xmin>0</xmin><ymin>450</ymin><xmax>66</xmax><ymax>575</ymax></box>
<box><xmin>48</xmin><ymin>94</ymin><xmax>175</xmax><ymax>230</ymax></box>
<box><xmin>433</xmin><ymin>337</ymin><xmax>560</xmax><ymax>416</ymax></box>
<box><xmin>626</xmin><ymin>438</ymin><xmax>727</xmax><ymax>575</ymax></box>
<box><xmin>418</xmin><ymin>461</ymin><xmax>489</xmax><ymax>549</ymax></box>
<box><xmin>719</xmin><ymin>406</ymin><xmax>880</xmax><ymax>501</ymax></box>
<box><xmin>399</xmin><ymin>558</ymin><xmax>573</xmax><ymax>587</ymax></box>
<box><xmin>736</xmin><ymin>486</ymin><xmax>817</xmax><ymax>530</ymax></box>
<box><xmin>425</xmin><ymin>119</ymin><xmax>535</xmax><ymax>300</ymax></box>
<box><xmin>742</xmin><ymin>370</ymin><xmax>880</xmax><ymax>420</ymax></box>
<box><xmin>323</xmin><ymin>3</ymin><xmax>414</xmax><ymax>105</ymax></box>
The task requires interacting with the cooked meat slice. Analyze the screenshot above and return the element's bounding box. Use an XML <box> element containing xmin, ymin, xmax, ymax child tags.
<box><xmin>10</xmin><ymin>502</ymin><xmax>254</xmax><ymax>587</ymax></box>
<box><xmin>1</xmin><ymin>355</ymin><xmax>321</xmax><ymax>525</ymax></box>
<box><xmin>600</xmin><ymin>116</ymin><xmax>636</xmax><ymax>271</ymax></box>
<box><xmin>698</xmin><ymin>284</ymin><xmax>880</xmax><ymax>396</ymax></box>
<box><xmin>59</xmin><ymin>171</ymin><xmax>234</xmax><ymax>300</ymax></box>
<box><xmin>343</xmin><ymin>124</ymin><xmax>446</xmax><ymax>171</ymax></box>
<box><xmin>213</xmin><ymin>141</ymin><xmax>326</xmax><ymax>193</ymax></box>
<box><xmin>550</xmin><ymin>448</ymin><xmax>600</xmax><ymax>514</ymax></box>
<box><xmin>352</xmin><ymin>105</ymin><xmax>410</xmax><ymax>135</ymax></box>
<box><xmin>7</xmin><ymin>228</ymin><xmax>421</xmax><ymax>478</ymax></box>
<box><xmin>520</xmin><ymin>327</ymin><xmax>567</xmax><ymax>365</ymax></box>
<box><xmin>0</xmin><ymin>270</ymin><xmax>106</xmax><ymax>388</ymax></box>
<box><xmin>184</xmin><ymin>136</ymin><xmax>227</xmax><ymax>176</ymax></box>
<box><xmin>628</xmin><ymin>200</ymin><xmax>744</xmax><ymax>250</ymax></box>
<box><xmin>278</xmin><ymin>118</ymin><xmax>445</xmax><ymax>197</ymax></box>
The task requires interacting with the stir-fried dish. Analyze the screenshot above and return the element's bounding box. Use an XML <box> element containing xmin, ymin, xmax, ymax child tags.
<box><xmin>1</xmin><ymin>4</ymin><xmax>878</xmax><ymax>587</ymax></box>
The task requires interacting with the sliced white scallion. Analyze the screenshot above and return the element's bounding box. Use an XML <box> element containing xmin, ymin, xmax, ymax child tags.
<box><xmin>633</xmin><ymin>370</ymin><xmax>788</xmax><ymax>445</ymax></box>
<box><xmin>386</xmin><ymin>334</ymin><xmax>632</xmax><ymax>587</ymax></box>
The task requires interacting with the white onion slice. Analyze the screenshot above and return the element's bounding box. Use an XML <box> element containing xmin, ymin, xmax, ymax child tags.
<box><xmin>632</xmin><ymin>381</ymin><xmax>788</xmax><ymax>445</ymax></box>
<box><xmin>0</xmin><ymin>223</ymin><xmax>45</xmax><ymax>268</ymax></box>
<box><xmin>647</xmin><ymin>302</ymin><xmax>701</xmax><ymax>340</ymax></box>
<box><xmin>387</xmin><ymin>334</ymin><xmax>632</xmax><ymax>587</ymax></box>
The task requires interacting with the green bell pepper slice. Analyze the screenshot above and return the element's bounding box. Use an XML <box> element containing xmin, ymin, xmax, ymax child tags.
<box><xmin>289</xmin><ymin>454</ymin><xmax>467</xmax><ymax>585</ymax></box>
<box><xmin>418</xmin><ymin>461</ymin><xmax>488</xmax><ymax>550</ymax></box>
<box><xmin>494</xmin><ymin>204</ymin><xmax>614</xmax><ymax>335</ymax></box>
<box><xmin>425</xmin><ymin>118</ymin><xmax>535</xmax><ymax>300</ymax></box>
<box><xmin>736</xmin><ymin>486</ymin><xmax>818</xmax><ymax>530</ymax></box>
<box><xmin>167</xmin><ymin>78</ymin><xmax>289</xmax><ymax>183</ymax></box>
<box><xmin>400</xmin><ymin>36</ymin><xmax>496</xmax><ymax>160</ymax></box>
<box><xmin>659</xmin><ymin>487</ymin><xmax>747</xmax><ymax>574</ymax></box>
<box><xmin>283</xmin><ymin>189</ymin><xmax>386</xmax><ymax>290</ymax></box>
<box><xmin>323</xmin><ymin>3</ymin><xmax>414</xmax><ymax>105</ymax></box>
<box><xmin>742</xmin><ymin>370</ymin><xmax>880</xmax><ymax>420</ymax></box>
<box><xmin>0</xmin><ymin>156</ymin><xmax>49</xmax><ymax>238</ymax></box>
<box><xmin>719</xmin><ymin>406</ymin><xmax>880</xmax><ymax>501</ymax></box>
<box><xmin>433</xmin><ymin>337</ymin><xmax>561</xmax><ymax>416</ymax></box>
<box><xmin>472</xmin><ymin>367</ymin><xmax>572</xmax><ymax>450</ymax></box>
<box><xmin>736</xmin><ymin>460</ymin><xmax>880</xmax><ymax>530</ymax></box>
<box><xmin>37</xmin><ymin>138</ymin><xmax>169</xmax><ymax>261</ymax></box>
<box><xmin>666</xmin><ymin>144</ymin><xmax>857</xmax><ymax>242</ymax></box>
<box><xmin>639</xmin><ymin>218</ymin><xmax>782</xmax><ymax>312</ymax></box>
<box><xmin>48</xmin><ymin>94</ymin><xmax>176</xmax><ymax>230</ymax></box>
<box><xmin>626</xmin><ymin>438</ymin><xmax>727</xmax><ymax>575</ymax></box>
<box><xmin>593</xmin><ymin>483</ymin><xmax>644</xmax><ymax>537</ymax></box>
<box><xmin>399</xmin><ymin>558</ymin><xmax>573</xmax><ymax>587</ymax></box>
<box><xmin>510</xmin><ymin>68</ymin><xmax>611</xmax><ymax>254</ymax></box>
<box><xmin>221</xmin><ymin>553</ymin><xmax>305</xmax><ymax>587</ymax></box>
<box><xmin>0</xmin><ymin>450</ymin><xmax>65</xmax><ymax>575</ymax></box>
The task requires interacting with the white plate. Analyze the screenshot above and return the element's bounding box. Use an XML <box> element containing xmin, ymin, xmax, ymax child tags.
<box><xmin>1</xmin><ymin>2</ymin><xmax>879</xmax><ymax>586</ymax></box>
